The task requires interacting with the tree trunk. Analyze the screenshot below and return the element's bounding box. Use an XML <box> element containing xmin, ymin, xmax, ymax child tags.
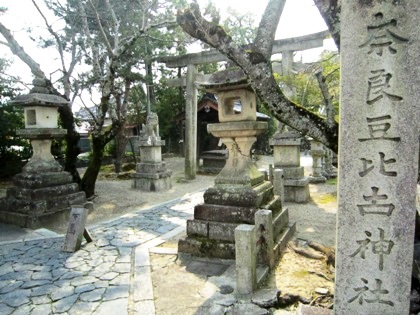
<box><xmin>58</xmin><ymin>105</ymin><xmax>81</xmax><ymax>184</ymax></box>
<box><xmin>114</xmin><ymin>126</ymin><xmax>128</xmax><ymax>174</ymax></box>
<box><xmin>81</xmin><ymin>135</ymin><xmax>105</xmax><ymax>198</ymax></box>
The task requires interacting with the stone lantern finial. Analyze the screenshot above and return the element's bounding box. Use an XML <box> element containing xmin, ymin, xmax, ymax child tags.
<box><xmin>30</xmin><ymin>77</ymin><xmax>51</xmax><ymax>94</ymax></box>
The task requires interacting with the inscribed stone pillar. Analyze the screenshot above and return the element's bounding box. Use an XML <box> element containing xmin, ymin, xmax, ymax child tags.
<box><xmin>185</xmin><ymin>64</ymin><xmax>197</xmax><ymax>180</ymax></box>
<box><xmin>334</xmin><ymin>2</ymin><xmax>419</xmax><ymax>314</ymax></box>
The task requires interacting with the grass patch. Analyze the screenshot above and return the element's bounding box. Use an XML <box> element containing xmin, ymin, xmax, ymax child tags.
<box><xmin>292</xmin><ymin>270</ymin><xmax>310</xmax><ymax>278</ymax></box>
<box><xmin>326</xmin><ymin>178</ymin><xmax>337</xmax><ymax>185</ymax></box>
<box><xmin>313</xmin><ymin>193</ymin><xmax>337</xmax><ymax>204</ymax></box>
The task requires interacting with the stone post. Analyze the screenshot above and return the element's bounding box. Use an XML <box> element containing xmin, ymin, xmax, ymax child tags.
<box><xmin>255</xmin><ymin>210</ymin><xmax>274</xmax><ymax>269</ymax></box>
<box><xmin>334</xmin><ymin>2</ymin><xmax>419</xmax><ymax>314</ymax></box>
<box><xmin>235</xmin><ymin>224</ymin><xmax>256</xmax><ymax>296</ymax></box>
<box><xmin>273</xmin><ymin>169</ymin><xmax>285</xmax><ymax>204</ymax></box>
<box><xmin>185</xmin><ymin>64</ymin><xmax>197</xmax><ymax>180</ymax></box>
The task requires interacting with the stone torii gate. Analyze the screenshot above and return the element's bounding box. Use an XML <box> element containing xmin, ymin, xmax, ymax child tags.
<box><xmin>156</xmin><ymin>30</ymin><xmax>329</xmax><ymax>179</ymax></box>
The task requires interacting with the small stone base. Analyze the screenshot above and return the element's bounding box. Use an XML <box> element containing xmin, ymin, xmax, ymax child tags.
<box><xmin>132</xmin><ymin>162</ymin><xmax>172</xmax><ymax>192</ymax></box>
<box><xmin>0</xmin><ymin>170</ymin><xmax>87</xmax><ymax>229</ymax></box>
<box><xmin>309</xmin><ymin>175</ymin><xmax>327</xmax><ymax>183</ymax></box>
<box><xmin>179</xmin><ymin>205</ymin><xmax>293</xmax><ymax>259</ymax></box>
<box><xmin>284</xmin><ymin>177</ymin><xmax>310</xmax><ymax>203</ymax></box>
<box><xmin>132</xmin><ymin>173</ymin><xmax>172</xmax><ymax>192</ymax></box>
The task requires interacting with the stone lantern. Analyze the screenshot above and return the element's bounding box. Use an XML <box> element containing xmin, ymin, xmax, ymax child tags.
<box><xmin>15</xmin><ymin>78</ymin><xmax>68</xmax><ymax>173</ymax></box>
<box><xmin>0</xmin><ymin>78</ymin><xmax>86</xmax><ymax>228</ymax></box>
<box><xmin>178</xmin><ymin>69</ymin><xmax>295</xmax><ymax>259</ymax></box>
<box><xmin>309</xmin><ymin>138</ymin><xmax>327</xmax><ymax>183</ymax></box>
<box><xmin>269</xmin><ymin>130</ymin><xmax>310</xmax><ymax>203</ymax></box>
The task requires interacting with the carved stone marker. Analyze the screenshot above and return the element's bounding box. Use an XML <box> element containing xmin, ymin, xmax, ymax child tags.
<box><xmin>63</xmin><ymin>207</ymin><xmax>89</xmax><ymax>252</ymax></box>
<box><xmin>132</xmin><ymin>112</ymin><xmax>172</xmax><ymax>191</ymax></box>
<box><xmin>334</xmin><ymin>2</ymin><xmax>419</xmax><ymax>314</ymax></box>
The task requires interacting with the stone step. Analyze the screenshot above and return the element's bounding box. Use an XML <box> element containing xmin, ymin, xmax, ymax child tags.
<box><xmin>273</xmin><ymin>222</ymin><xmax>296</xmax><ymax>259</ymax></box>
<box><xmin>204</xmin><ymin>180</ymin><xmax>274</xmax><ymax>208</ymax></box>
<box><xmin>272</xmin><ymin>207</ymin><xmax>290</xmax><ymax>238</ymax></box>
<box><xmin>13</xmin><ymin>171</ymin><xmax>73</xmax><ymax>189</ymax></box>
<box><xmin>187</xmin><ymin>219</ymin><xmax>237</xmax><ymax>242</ymax></box>
<box><xmin>261</xmin><ymin>196</ymin><xmax>282</xmax><ymax>216</ymax></box>
<box><xmin>194</xmin><ymin>204</ymin><xmax>259</xmax><ymax>224</ymax></box>
<box><xmin>7</xmin><ymin>183</ymin><xmax>80</xmax><ymax>201</ymax></box>
<box><xmin>178</xmin><ymin>237</ymin><xmax>236</xmax><ymax>259</ymax></box>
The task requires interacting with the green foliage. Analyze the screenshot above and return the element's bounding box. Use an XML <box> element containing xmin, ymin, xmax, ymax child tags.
<box><xmin>223</xmin><ymin>7</ymin><xmax>257</xmax><ymax>46</ymax></box>
<box><xmin>0</xmin><ymin>104</ymin><xmax>31</xmax><ymax>178</ymax></box>
<box><xmin>256</xmin><ymin>104</ymin><xmax>278</xmax><ymax>154</ymax></box>
<box><xmin>153</xmin><ymin>77</ymin><xmax>185</xmax><ymax>152</ymax></box>
<box><xmin>0</xmin><ymin>58</ymin><xmax>29</xmax><ymax>178</ymax></box>
<box><xmin>277</xmin><ymin>50</ymin><xmax>340</xmax><ymax>118</ymax></box>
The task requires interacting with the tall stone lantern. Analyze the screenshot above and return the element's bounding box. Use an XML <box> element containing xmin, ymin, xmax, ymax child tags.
<box><xmin>178</xmin><ymin>70</ymin><xmax>295</xmax><ymax>259</ymax></box>
<box><xmin>0</xmin><ymin>78</ymin><xmax>86</xmax><ymax>228</ymax></box>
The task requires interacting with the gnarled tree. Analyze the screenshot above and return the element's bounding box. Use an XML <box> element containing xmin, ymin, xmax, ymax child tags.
<box><xmin>177</xmin><ymin>0</ymin><xmax>341</xmax><ymax>152</ymax></box>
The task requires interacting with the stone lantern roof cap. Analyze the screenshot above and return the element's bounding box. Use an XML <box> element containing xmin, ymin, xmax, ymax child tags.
<box><xmin>196</xmin><ymin>68</ymin><xmax>252</xmax><ymax>92</ymax></box>
<box><xmin>11</xmin><ymin>93</ymin><xmax>69</xmax><ymax>107</ymax></box>
<box><xmin>10</xmin><ymin>77</ymin><xmax>69</xmax><ymax>107</ymax></box>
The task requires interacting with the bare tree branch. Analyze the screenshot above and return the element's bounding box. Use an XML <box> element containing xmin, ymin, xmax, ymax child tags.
<box><xmin>103</xmin><ymin>0</ymin><xmax>120</xmax><ymax>51</ymax></box>
<box><xmin>88</xmin><ymin>0</ymin><xmax>113</xmax><ymax>55</ymax></box>
<box><xmin>0</xmin><ymin>22</ymin><xmax>46</xmax><ymax>79</ymax></box>
<box><xmin>176</xmin><ymin>1</ymin><xmax>339</xmax><ymax>152</ymax></box>
<box><xmin>313</xmin><ymin>0</ymin><xmax>341</xmax><ymax>49</ymax></box>
<box><xmin>253</xmin><ymin>0</ymin><xmax>286</xmax><ymax>59</ymax></box>
<box><xmin>31</xmin><ymin>0</ymin><xmax>67</xmax><ymax>73</ymax></box>
<box><xmin>77</xmin><ymin>1</ymin><xmax>103</xmax><ymax>78</ymax></box>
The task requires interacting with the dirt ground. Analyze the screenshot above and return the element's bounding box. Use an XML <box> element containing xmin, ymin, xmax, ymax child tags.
<box><xmin>146</xmin><ymin>155</ymin><xmax>338</xmax><ymax>314</ymax></box>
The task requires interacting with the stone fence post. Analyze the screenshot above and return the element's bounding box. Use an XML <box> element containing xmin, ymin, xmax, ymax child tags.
<box><xmin>235</xmin><ymin>224</ymin><xmax>256</xmax><ymax>296</ymax></box>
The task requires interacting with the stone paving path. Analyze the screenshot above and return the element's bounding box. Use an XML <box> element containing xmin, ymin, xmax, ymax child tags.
<box><xmin>0</xmin><ymin>191</ymin><xmax>204</xmax><ymax>315</ymax></box>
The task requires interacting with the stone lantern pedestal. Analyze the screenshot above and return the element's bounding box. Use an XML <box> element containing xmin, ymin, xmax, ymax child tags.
<box><xmin>0</xmin><ymin>79</ymin><xmax>86</xmax><ymax>228</ymax></box>
<box><xmin>270</xmin><ymin>131</ymin><xmax>310</xmax><ymax>203</ymax></box>
<box><xmin>178</xmin><ymin>70</ymin><xmax>295</xmax><ymax>259</ymax></box>
<box><xmin>132</xmin><ymin>112</ymin><xmax>172</xmax><ymax>191</ymax></box>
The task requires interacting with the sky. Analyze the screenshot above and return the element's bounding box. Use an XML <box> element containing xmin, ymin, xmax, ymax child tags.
<box><xmin>1</xmin><ymin>0</ymin><xmax>336</xmax><ymax>107</ymax></box>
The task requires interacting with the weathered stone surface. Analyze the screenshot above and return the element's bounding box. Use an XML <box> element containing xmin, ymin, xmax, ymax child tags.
<box><xmin>63</xmin><ymin>207</ymin><xmax>89</xmax><ymax>253</ymax></box>
<box><xmin>51</xmin><ymin>285</ymin><xmax>75</xmax><ymax>301</ymax></box>
<box><xmin>235</xmin><ymin>225</ymin><xmax>256</xmax><ymax>296</ymax></box>
<box><xmin>52</xmin><ymin>294</ymin><xmax>78</xmax><ymax>313</ymax></box>
<box><xmin>208</xmin><ymin>221</ymin><xmax>237</xmax><ymax>242</ymax></box>
<box><xmin>194</xmin><ymin>204</ymin><xmax>258</xmax><ymax>224</ymax></box>
<box><xmin>231</xmin><ymin>302</ymin><xmax>270</xmax><ymax>315</ymax></box>
<box><xmin>187</xmin><ymin>219</ymin><xmax>209</xmax><ymax>237</ymax></box>
<box><xmin>334</xmin><ymin>2</ymin><xmax>419</xmax><ymax>314</ymax></box>
<box><xmin>251</xmin><ymin>289</ymin><xmax>280</xmax><ymax>308</ymax></box>
<box><xmin>204</xmin><ymin>181</ymin><xmax>274</xmax><ymax>208</ymax></box>
<box><xmin>178</xmin><ymin>237</ymin><xmax>236</xmax><ymax>259</ymax></box>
